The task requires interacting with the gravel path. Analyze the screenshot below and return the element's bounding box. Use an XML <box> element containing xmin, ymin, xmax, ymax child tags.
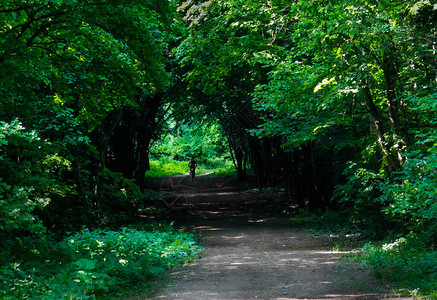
<box><xmin>149</xmin><ymin>174</ymin><xmax>410</xmax><ymax>300</ymax></box>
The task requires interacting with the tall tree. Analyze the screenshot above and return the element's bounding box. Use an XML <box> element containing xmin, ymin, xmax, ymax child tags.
<box><xmin>175</xmin><ymin>0</ymin><xmax>292</xmax><ymax>184</ymax></box>
<box><xmin>0</xmin><ymin>0</ymin><xmax>176</xmax><ymax>229</ymax></box>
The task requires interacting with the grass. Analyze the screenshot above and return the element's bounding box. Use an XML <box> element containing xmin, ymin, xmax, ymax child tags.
<box><xmin>145</xmin><ymin>158</ymin><xmax>235</xmax><ymax>178</ymax></box>
<box><xmin>349</xmin><ymin>238</ymin><xmax>437</xmax><ymax>299</ymax></box>
<box><xmin>146</xmin><ymin>159</ymin><xmax>189</xmax><ymax>178</ymax></box>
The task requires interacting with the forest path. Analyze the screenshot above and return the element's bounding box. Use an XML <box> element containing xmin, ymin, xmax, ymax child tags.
<box><xmin>149</xmin><ymin>174</ymin><xmax>409</xmax><ymax>300</ymax></box>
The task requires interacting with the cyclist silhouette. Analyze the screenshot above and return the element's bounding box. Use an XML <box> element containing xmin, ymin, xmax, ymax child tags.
<box><xmin>188</xmin><ymin>157</ymin><xmax>197</xmax><ymax>180</ymax></box>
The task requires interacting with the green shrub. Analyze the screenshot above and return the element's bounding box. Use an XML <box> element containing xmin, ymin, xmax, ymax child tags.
<box><xmin>379</xmin><ymin>145</ymin><xmax>437</xmax><ymax>240</ymax></box>
<box><xmin>0</xmin><ymin>225</ymin><xmax>203</xmax><ymax>299</ymax></box>
<box><xmin>353</xmin><ymin>237</ymin><xmax>437</xmax><ymax>298</ymax></box>
<box><xmin>332</xmin><ymin>162</ymin><xmax>394</xmax><ymax>238</ymax></box>
<box><xmin>0</xmin><ymin>120</ymin><xmax>51</xmax><ymax>239</ymax></box>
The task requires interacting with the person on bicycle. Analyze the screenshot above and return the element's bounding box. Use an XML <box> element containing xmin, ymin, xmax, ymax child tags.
<box><xmin>188</xmin><ymin>157</ymin><xmax>197</xmax><ymax>178</ymax></box>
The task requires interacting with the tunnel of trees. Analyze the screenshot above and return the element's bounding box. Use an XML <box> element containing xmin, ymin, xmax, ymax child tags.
<box><xmin>1</xmin><ymin>0</ymin><xmax>436</xmax><ymax>297</ymax></box>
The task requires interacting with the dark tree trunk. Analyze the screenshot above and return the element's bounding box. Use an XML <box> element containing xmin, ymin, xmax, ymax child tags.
<box><xmin>71</xmin><ymin>151</ymin><xmax>91</xmax><ymax>227</ymax></box>
<box><xmin>135</xmin><ymin>92</ymin><xmax>163</xmax><ymax>191</ymax></box>
<box><xmin>109</xmin><ymin>109</ymin><xmax>136</xmax><ymax>179</ymax></box>
<box><xmin>308</xmin><ymin>142</ymin><xmax>326</xmax><ymax>210</ymax></box>
<box><xmin>225</xmin><ymin>123</ymin><xmax>248</xmax><ymax>181</ymax></box>
<box><xmin>91</xmin><ymin>109</ymin><xmax>123</xmax><ymax>224</ymax></box>
<box><xmin>234</xmin><ymin>146</ymin><xmax>245</xmax><ymax>181</ymax></box>
<box><xmin>248</xmin><ymin>137</ymin><xmax>264</xmax><ymax>187</ymax></box>
<box><xmin>263</xmin><ymin>139</ymin><xmax>275</xmax><ymax>186</ymax></box>
<box><xmin>291</xmin><ymin>149</ymin><xmax>305</xmax><ymax>207</ymax></box>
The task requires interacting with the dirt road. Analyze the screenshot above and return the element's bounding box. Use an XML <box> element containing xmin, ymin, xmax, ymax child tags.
<box><xmin>150</xmin><ymin>174</ymin><xmax>409</xmax><ymax>300</ymax></box>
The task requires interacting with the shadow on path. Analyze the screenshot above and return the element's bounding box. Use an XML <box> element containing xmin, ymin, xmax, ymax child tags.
<box><xmin>149</xmin><ymin>175</ymin><xmax>410</xmax><ymax>300</ymax></box>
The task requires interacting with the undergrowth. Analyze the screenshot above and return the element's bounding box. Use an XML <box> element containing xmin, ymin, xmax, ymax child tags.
<box><xmin>145</xmin><ymin>158</ymin><xmax>234</xmax><ymax>178</ymax></box>
<box><xmin>0</xmin><ymin>224</ymin><xmax>203</xmax><ymax>299</ymax></box>
<box><xmin>290</xmin><ymin>209</ymin><xmax>437</xmax><ymax>298</ymax></box>
<box><xmin>290</xmin><ymin>209</ymin><xmax>366</xmax><ymax>248</ymax></box>
<box><xmin>351</xmin><ymin>236</ymin><xmax>437</xmax><ymax>299</ymax></box>
<box><xmin>146</xmin><ymin>159</ymin><xmax>191</xmax><ymax>178</ymax></box>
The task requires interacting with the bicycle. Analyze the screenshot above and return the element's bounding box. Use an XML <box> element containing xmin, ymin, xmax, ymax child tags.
<box><xmin>190</xmin><ymin>167</ymin><xmax>196</xmax><ymax>181</ymax></box>
<box><xmin>188</xmin><ymin>158</ymin><xmax>197</xmax><ymax>181</ymax></box>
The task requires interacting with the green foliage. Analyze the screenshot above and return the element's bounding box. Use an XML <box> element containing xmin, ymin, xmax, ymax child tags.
<box><xmin>333</xmin><ymin>143</ymin><xmax>437</xmax><ymax>240</ymax></box>
<box><xmin>0</xmin><ymin>0</ymin><xmax>178</xmax><ymax>230</ymax></box>
<box><xmin>152</xmin><ymin>121</ymin><xmax>228</xmax><ymax>164</ymax></box>
<box><xmin>0</xmin><ymin>120</ymin><xmax>52</xmax><ymax>239</ymax></box>
<box><xmin>93</xmin><ymin>169</ymin><xmax>144</xmax><ymax>227</ymax></box>
<box><xmin>379</xmin><ymin>145</ymin><xmax>437</xmax><ymax>239</ymax></box>
<box><xmin>377</xmin><ymin>93</ymin><xmax>437</xmax><ymax>237</ymax></box>
<box><xmin>148</xmin><ymin>118</ymin><xmax>233</xmax><ymax>177</ymax></box>
<box><xmin>353</xmin><ymin>237</ymin><xmax>437</xmax><ymax>298</ymax></box>
<box><xmin>292</xmin><ymin>208</ymin><xmax>437</xmax><ymax>297</ymax></box>
<box><xmin>0</xmin><ymin>225</ymin><xmax>203</xmax><ymax>299</ymax></box>
<box><xmin>332</xmin><ymin>162</ymin><xmax>394</xmax><ymax>238</ymax></box>
<box><xmin>1</xmin><ymin>0</ymin><xmax>437</xmax><ymax>297</ymax></box>
<box><xmin>146</xmin><ymin>159</ymin><xmax>190</xmax><ymax>178</ymax></box>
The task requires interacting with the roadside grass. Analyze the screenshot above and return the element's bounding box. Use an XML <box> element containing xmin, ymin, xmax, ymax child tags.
<box><xmin>0</xmin><ymin>223</ymin><xmax>203</xmax><ymax>299</ymax></box>
<box><xmin>145</xmin><ymin>158</ymin><xmax>235</xmax><ymax>178</ymax></box>
<box><xmin>349</xmin><ymin>237</ymin><xmax>437</xmax><ymax>299</ymax></box>
<box><xmin>290</xmin><ymin>209</ymin><xmax>437</xmax><ymax>299</ymax></box>
<box><xmin>146</xmin><ymin>159</ymin><xmax>190</xmax><ymax>178</ymax></box>
<box><xmin>204</xmin><ymin>159</ymin><xmax>235</xmax><ymax>176</ymax></box>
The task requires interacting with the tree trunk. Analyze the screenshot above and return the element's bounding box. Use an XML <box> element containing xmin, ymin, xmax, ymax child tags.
<box><xmin>91</xmin><ymin>109</ymin><xmax>123</xmax><ymax>224</ymax></box>
<box><xmin>225</xmin><ymin>125</ymin><xmax>247</xmax><ymax>181</ymax></box>
<box><xmin>361</xmin><ymin>80</ymin><xmax>401</xmax><ymax>176</ymax></box>
<box><xmin>382</xmin><ymin>50</ymin><xmax>408</xmax><ymax>162</ymax></box>
<box><xmin>248</xmin><ymin>137</ymin><xmax>264</xmax><ymax>187</ymax></box>
<box><xmin>309</xmin><ymin>142</ymin><xmax>325</xmax><ymax>210</ymax></box>
<box><xmin>135</xmin><ymin>92</ymin><xmax>163</xmax><ymax>191</ymax></box>
<box><xmin>71</xmin><ymin>152</ymin><xmax>91</xmax><ymax>227</ymax></box>
<box><xmin>109</xmin><ymin>109</ymin><xmax>136</xmax><ymax>179</ymax></box>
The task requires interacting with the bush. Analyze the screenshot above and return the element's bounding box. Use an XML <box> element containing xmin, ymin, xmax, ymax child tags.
<box><xmin>353</xmin><ymin>236</ymin><xmax>437</xmax><ymax>298</ymax></box>
<box><xmin>332</xmin><ymin>162</ymin><xmax>395</xmax><ymax>238</ymax></box>
<box><xmin>379</xmin><ymin>145</ymin><xmax>437</xmax><ymax>240</ymax></box>
<box><xmin>0</xmin><ymin>225</ymin><xmax>203</xmax><ymax>299</ymax></box>
<box><xmin>0</xmin><ymin>120</ymin><xmax>52</xmax><ymax>239</ymax></box>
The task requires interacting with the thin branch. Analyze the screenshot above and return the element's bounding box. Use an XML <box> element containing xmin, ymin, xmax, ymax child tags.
<box><xmin>26</xmin><ymin>19</ymin><xmax>63</xmax><ymax>46</ymax></box>
<box><xmin>29</xmin><ymin>44</ymin><xmax>74</xmax><ymax>63</ymax></box>
<box><xmin>0</xmin><ymin>7</ymin><xmax>26</xmax><ymax>14</ymax></box>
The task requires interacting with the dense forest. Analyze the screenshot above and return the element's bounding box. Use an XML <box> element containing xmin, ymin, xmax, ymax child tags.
<box><xmin>1</xmin><ymin>0</ymin><xmax>436</xmax><ymax>298</ymax></box>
